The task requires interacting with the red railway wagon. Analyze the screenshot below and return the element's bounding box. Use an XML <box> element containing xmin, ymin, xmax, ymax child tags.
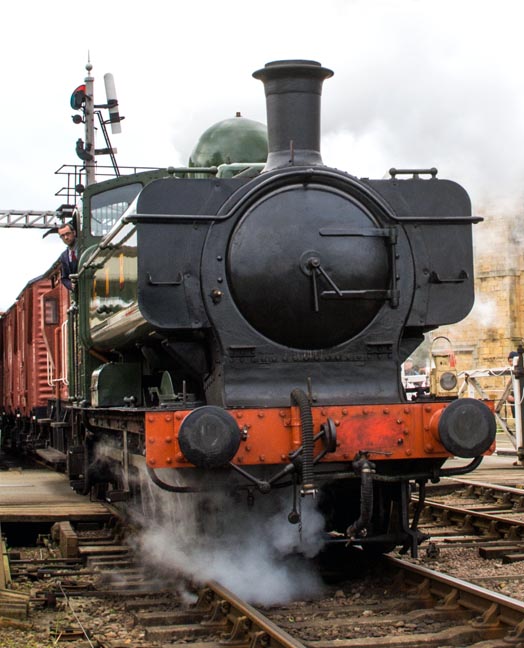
<box><xmin>0</xmin><ymin>305</ymin><xmax>3</xmax><ymax>424</ymax></box>
<box><xmin>40</xmin><ymin>264</ymin><xmax>70</xmax><ymax>412</ymax></box>
<box><xmin>0</xmin><ymin>261</ymin><xmax>69</xmax><ymax>456</ymax></box>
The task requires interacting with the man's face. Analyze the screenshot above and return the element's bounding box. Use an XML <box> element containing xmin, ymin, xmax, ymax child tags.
<box><xmin>59</xmin><ymin>226</ymin><xmax>76</xmax><ymax>246</ymax></box>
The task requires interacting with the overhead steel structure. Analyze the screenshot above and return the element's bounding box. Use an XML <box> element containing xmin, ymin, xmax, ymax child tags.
<box><xmin>0</xmin><ymin>209</ymin><xmax>67</xmax><ymax>229</ymax></box>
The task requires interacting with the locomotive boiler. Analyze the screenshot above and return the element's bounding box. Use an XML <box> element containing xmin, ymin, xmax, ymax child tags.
<box><xmin>7</xmin><ymin>59</ymin><xmax>496</xmax><ymax>557</ymax></box>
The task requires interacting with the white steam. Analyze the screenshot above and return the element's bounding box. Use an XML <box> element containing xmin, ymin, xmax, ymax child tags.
<box><xmin>469</xmin><ymin>295</ymin><xmax>498</xmax><ymax>328</ymax></box>
<box><xmin>133</xmin><ymin>471</ymin><xmax>326</xmax><ymax>605</ymax></box>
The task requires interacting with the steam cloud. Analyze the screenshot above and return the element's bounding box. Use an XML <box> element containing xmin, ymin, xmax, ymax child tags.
<box><xmin>468</xmin><ymin>295</ymin><xmax>497</xmax><ymax>329</ymax></box>
<box><xmin>133</xmin><ymin>470</ymin><xmax>327</xmax><ymax>605</ymax></box>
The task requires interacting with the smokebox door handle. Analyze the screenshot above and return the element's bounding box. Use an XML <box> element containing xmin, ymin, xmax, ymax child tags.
<box><xmin>147</xmin><ymin>272</ymin><xmax>183</xmax><ymax>287</ymax></box>
<box><xmin>429</xmin><ymin>269</ymin><xmax>468</xmax><ymax>284</ymax></box>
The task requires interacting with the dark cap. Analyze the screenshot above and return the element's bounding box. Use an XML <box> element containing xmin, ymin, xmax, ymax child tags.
<box><xmin>508</xmin><ymin>351</ymin><xmax>519</xmax><ymax>359</ymax></box>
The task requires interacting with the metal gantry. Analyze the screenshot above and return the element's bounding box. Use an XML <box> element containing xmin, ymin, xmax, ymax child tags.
<box><xmin>459</xmin><ymin>365</ymin><xmax>524</xmax><ymax>465</ymax></box>
<box><xmin>0</xmin><ymin>210</ymin><xmax>66</xmax><ymax>230</ymax></box>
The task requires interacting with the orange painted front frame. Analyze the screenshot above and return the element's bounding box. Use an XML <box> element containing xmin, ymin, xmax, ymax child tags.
<box><xmin>145</xmin><ymin>401</ymin><xmax>492</xmax><ymax>470</ymax></box>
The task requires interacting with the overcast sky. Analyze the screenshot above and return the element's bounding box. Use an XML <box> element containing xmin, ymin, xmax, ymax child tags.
<box><xmin>1</xmin><ymin>0</ymin><xmax>523</xmax><ymax>310</ymax></box>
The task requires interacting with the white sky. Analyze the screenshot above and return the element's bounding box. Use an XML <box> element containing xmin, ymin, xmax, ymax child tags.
<box><xmin>1</xmin><ymin>0</ymin><xmax>523</xmax><ymax>310</ymax></box>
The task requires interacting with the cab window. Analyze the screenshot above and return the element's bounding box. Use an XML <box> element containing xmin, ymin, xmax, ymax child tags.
<box><xmin>90</xmin><ymin>183</ymin><xmax>142</xmax><ymax>236</ymax></box>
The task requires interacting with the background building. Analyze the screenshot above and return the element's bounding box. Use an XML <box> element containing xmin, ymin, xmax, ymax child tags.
<box><xmin>421</xmin><ymin>202</ymin><xmax>524</xmax><ymax>406</ymax></box>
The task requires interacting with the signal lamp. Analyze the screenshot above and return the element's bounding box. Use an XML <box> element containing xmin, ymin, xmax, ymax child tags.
<box><xmin>439</xmin><ymin>371</ymin><xmax>458</xmax><ymax>391</ymax></box>
<box><xmin>70</xmin><ymin>84</ymin><xmax>86</xmax><ymax>110</ymax></box>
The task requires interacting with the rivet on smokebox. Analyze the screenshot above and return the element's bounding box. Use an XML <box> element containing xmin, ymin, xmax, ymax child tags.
<box><xmin>166</xmin><ymin>457</ymin><xmax>173</xmax><ymax>464</ymax></box>
<box><xmin>211</xmin><ymin>288</ymin><xmax>223</xmax><ymax>303</ymax></box>
<box><xmin>342</xmin><ymin>408</ymin><xmax>348</xmax><ymax>415</ymax></box>
<box><xmin>147</xmin><ymin>416</ymin><xmax>155</xmax><ymax>423</ymax></box>
<box><xmin>176</xmin><ymin>413</ymin><xmax>182</xmax><ymax>421</ymax></box>
<box><xmin>164</xmin><ymin>415</ymin><xmax>172</xmax><ymax>422</ymax></box>
<box><xmin>258</xmin><ymin>412</ymin><xmax>265</xmax><ymax>418</ymax></box>
<box><xmin>148</xmin><ymin>458</ymin><xmax>156</xmax><ymax>465</ymax></box>
<box><xmin>259</xmin><ymin>455</ymin><xmax>266</xmax><ymax>462</ymax></box>
<box><xmin>148</xmin><ymin>438</ymin><xmax>155</xmax><ymax>444</ymax></box>
<box><xmin>165</xmin><ymin>437</ymin><xmax>173</xmax><ymax>444</ymax></box>
<box><xmin>425</xmin><ymin>445</ymin><xmax>434</xmax><ymax>453</ymax></box>
<box><xmin>383</xmin><ymin>408</ymin><xmax>390</xmax><ymax>415</ymax></box>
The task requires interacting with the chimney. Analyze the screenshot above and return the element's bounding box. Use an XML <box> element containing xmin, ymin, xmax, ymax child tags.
<box><xmin>252</xmin><ymin>59</ymin><xmax>333</xmax><ymax>172</ymax></box>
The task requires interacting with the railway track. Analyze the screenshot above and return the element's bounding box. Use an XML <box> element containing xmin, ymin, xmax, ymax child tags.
<box><xmin>3</xmin><ymin>471</ymin><xmax>524</xmax><ymax>646</ymax></box>
<box><xmin>130</xmin><ymin>560</ymin><xmax>524</xmax><ymax>647</ymax></box>
<box><xmin>426</xmin><ymin>478</ymin><xmax>524</xmax><ymax>510</ymax></box>
<box><xmin>4</xmin><ymin>518</ymin><xmax>524</xmax><ymax>648</ymax></box>
<box><xmin>417</xmin><ymin>479</ymin><xmax>524</xmax><ymax>554</ymax></box>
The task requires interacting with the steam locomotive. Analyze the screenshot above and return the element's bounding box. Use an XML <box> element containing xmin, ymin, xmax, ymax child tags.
<box><xmin>1</xmin><ymin>59</ymin><xmax>496</xmax><ymax>557</ymax></box>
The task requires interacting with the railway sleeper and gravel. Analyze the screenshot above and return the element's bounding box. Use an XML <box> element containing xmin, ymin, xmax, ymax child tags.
<box><xmin>413</xmin><ymin>480</ymin><xmax>524</xmax><ymax>567</ymax></box>
<box><xmin>4</xmin><ymin>477</ymin><xmax>524</xmax><ymax>646</ymax></box>
<box><xmin>13</xmin><ymin>558</ymin><xmax>524</xmax><ymax>647</ymax></box>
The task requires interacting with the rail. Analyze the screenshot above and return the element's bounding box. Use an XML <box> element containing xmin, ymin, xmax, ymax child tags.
<box><xmin>197</xmin><ymin>581</ymin><xmax>307</xmax><ymax>648</ymax></box>
<box><xmin>389</xmin><ymin>555</ymin><xmax>524</xmax><ymax>638</ymax></box>
<box><xmin>414</xmin><ymin>496</ymin><xmax>524</xmax><ymax>541</ymax></box>
<box><xmin>204</xmin><ymin>558</ymin><xmax>524</xmax><ymax>646</ymax></box>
